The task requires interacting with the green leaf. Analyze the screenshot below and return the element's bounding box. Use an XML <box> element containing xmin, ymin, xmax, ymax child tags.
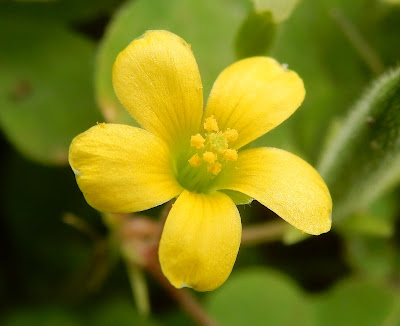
<box><xmin>206</xmin><ymin>268</ymin><xmax>313</xmax><ymax>326</ymax></box>
<box><xmin>2</xmin><ymin>153</ymin><xmax>96</xmax><ymax>296</ymax></box>
<box><xmin>344</xmin><ymin>236</ymin><xmax>396</xmax><ymax>281</ymax></box>
<box><xmin>157</xmin><ymin>312</ymin><xmax>194</xmax><ymax>326</ymax></box>
<box><xmin>0</xmin><ymin>14</ymin><xmax>101</xmax><ymax>165</ymax></box>
<box><xmin>339</xmin><ymin>192</ymin><xmax>398</xmax><ymax>280</ymax></box>
<box><xmin>1</xmin><ymin>0</ymin><xmax>120</xmax><ymax>23</ymax></box>
<box><xmin>95</xmin><ymin>0</ymin><xmax>250</xmax><ymax>124</ymax></box>
<box><xmin>337</xmin><ymin>192</ymin><xmax>398</xmax><ymax>238</ymax></box>
<box><xmin>3</xmin><ymin>306</ymin><xmax>82</xmax><ymax>326</ymax></box>
<box><xmin>252</xmin><ymin>0</ymin><xmax>301</xmax><ymax>23</ymax></box>
<box><xmin>235</xmin><ymin>10</ymin><xmax>276</xmax><ymax>59</ymax></box>
<box><xmin>88</xmin><ymin>298</ymin><xmax>160</xmax><ymax>326</ymax></box>
<box><xmin>314</xmin><ymin>279</ymin><xmax>399</xmax><ymax>326</ymax></box>
<box><xmin>340</xmin><ymin>213</ymin><xmax>393</xmax><ymax>237</ymax></box>
<box><xmin>318</xmin><ymin>66</ymin><xmax>400</xmax><ymax>220</ymax></box>
<box><xmin>221</xmin><ymin>189</ymin><xmax>253</xmax><ymax>205</ymax></box>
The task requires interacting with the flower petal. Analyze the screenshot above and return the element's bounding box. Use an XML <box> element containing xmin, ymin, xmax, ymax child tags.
<box><xmin>112</xmin><ymin>30</ymin><xmax>203</xmax><ymax>147</ymax></box>
<box><xmin>216</xmin><ymin>148</ymin><xmax>331</xmax><ymax>235</ymax></box>
<box><xmin>159</xmin><ymin>190</ymin><xmax>241</xmax><ymax>291</ymax></box>
<box><xmin>69</xmin><ymin>123</ymin><xmax>182</xmax><ymax>213</ymax></box>
<box><xmin>204</xmin><ymin>57</ymin><xmax>305</xmax><ymax>149</ymax></box>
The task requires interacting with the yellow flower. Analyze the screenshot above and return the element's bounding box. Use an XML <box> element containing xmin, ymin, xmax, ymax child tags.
<box><xmin>69</xmin><ymin>30</ymin><xmax>332</xmax><ymax>291</ymax></box>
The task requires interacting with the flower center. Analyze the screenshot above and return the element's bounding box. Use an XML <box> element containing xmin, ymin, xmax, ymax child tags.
<box><xmin>176</xmin><ymin>116</ymin><xmax>238</xmax><ymax>193</ymax></box>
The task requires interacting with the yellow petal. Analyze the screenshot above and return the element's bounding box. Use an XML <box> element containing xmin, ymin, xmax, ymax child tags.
<box><xmin>216</xmin><ymin>148</ymin><xmax>332</xmax><ymax>235</ymax></box>
<box><xmin>204</xmin><ymin>57</ymin><xmax>305</xmax><ymax>149</ymax></box>
<box><xmin>112</xmin><ymin>30</ymin><xmax>203</xmax><ymax>147</ymax></box>
<box><xmin>159</xmin><ymin>190</ymin><xmax>241</xmax><ymax>291</ymax></box>
<box><xmin>69</xmin><ymin>123</ymin><xmax>182</xmax><ymax>213</ymax></box>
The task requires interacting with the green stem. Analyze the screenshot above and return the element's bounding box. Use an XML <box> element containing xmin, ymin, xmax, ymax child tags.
<box><xmin>330</xmin><ymin>8</ymin><xmax>384</xmax><ymax>75</ymax></box>
<box><xmin>144</xmin><ymin>252</ymin><xmax>219</xmax><ymax>326</ymax></box>
<box><xmin>113</xmin><ymin>209</ymin><xmax>217</xmax><ymax>325</ymax></box>
<box><xmin>63</xmin><ymin>213</ymin><xmax>100</xmax><ymax>241</ymax></box>
<box><xmin>241</xmin><ymin>220</ymin><xmax>287</xmax><ymax>245</ymax></box>
<box><xmin>143</xmin><ymin>206</ymin><xmax>219</xmax><ymax>326</ymax></box>
<box><xmin>126</xmin><ymin>263</ymin><xmax>150</xmax><ymax>316</ymax></box>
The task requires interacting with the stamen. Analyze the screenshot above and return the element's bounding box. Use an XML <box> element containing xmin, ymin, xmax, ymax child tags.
<box><xmin>204</xmin><ymin>115</ymin><xmax>219</xmax><ymax>132</ymax></box>
<box><xmin>224</xmin><ymin>128</ymin><xmax>238</xmax><ymax>142</ymax></box>
<box><xmin>222</xmin><ymin>149</ymin><xmax>238</xmax><ymax>161</ymax></box>
<box><xmin>190</xmin><ymin>134</ymin><xmax>205</xmax><ymax>149</ymax></box>
<box><xmin>202</xmin><ymin>151</ymin><xmax>217</xmax><ymax>164</ymax></box>
<box><xmin>188</xmin><ymin>153</ymin><xmax>202</xmax><ymax>167</ymax></box>
<box><xmin>187</xmin><ymin>120</ymin><xmax>239</xmax><ymax>178</ymax></box>
<box><xmin>207</xmin><ymin>162</ymin><xmax>222</xmax><ymax>176</ymax></box>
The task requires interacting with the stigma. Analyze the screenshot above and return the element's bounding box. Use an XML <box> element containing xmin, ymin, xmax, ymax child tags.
<box><xmin>188</xmin><ymin>116</ymin><xmax>238</xmax><ymax>175</ymax></box>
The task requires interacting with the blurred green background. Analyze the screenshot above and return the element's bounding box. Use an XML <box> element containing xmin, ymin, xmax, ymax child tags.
<box><xmin>1</xmin><ymin>0</ymin><xmax>400</xmax><ymax>325</ymax></box>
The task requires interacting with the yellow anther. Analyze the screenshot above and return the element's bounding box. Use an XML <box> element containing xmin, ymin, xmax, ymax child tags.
<box><xmin>202</xmin><ymin>151</ymin><xmax>217</xmax><ymax>164</ymax></box>
<box><xmin>190</xmin><ymin>134</ymin><xmax>205</xmax><ymax>149</ymax></box>
<box><xmin>188</xmin><ymin>122</ymin><xmax>239</xmax><ymax>176</ymax></box>
<box><xmin>188</xmin><ymin>153</ymin><xmax>202</xmax><ymax>167</ymax></box>
<box><xmin>204</xmin><ymin>116</ymin><xmax>219</xmax><ymax>132</ymax></box>
<box><xmin>224</xmin><ymin>128</ymin><xmax>238</xmax><ymax>142</ymax></box>
<box><xmin>207</xmin><ymin>162</ymin><xmax>222</xmax><ymax>176</ymax></box>
<box><xmin>223</xmin><ymin>149</ymin><xmax>238</xmax><ymax>161</ymax></box>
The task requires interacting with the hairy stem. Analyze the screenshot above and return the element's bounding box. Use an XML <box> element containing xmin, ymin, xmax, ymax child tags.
<box><xmin>241</xmin><ymin>220</ymin><xmax>287</xmax><ymax>245</ymax></box>
<box><xmin>127</xmin><ymin>263</ymin><xmax>150</xmax><ymax>316</ymax></box>
<box><xmin>145</xmin><ymin>254</ymin><xmax>219</xmax><ymax>326</ymax></box>
<box><xmin>330</xmin><ymin>8</ymin><xmax>384</xmax><ymax>75</ymax></box>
